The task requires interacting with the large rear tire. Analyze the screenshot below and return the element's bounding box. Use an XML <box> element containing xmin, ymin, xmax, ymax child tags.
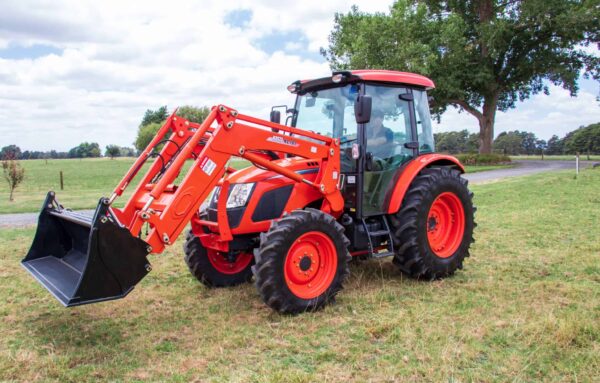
<box><xmin>389</xmin><ymin>167</ymin><xmax>475</xmax><ymax>279</ymax></box>
<box><xmin>183</xmin><ymin>230</ymin><xmax>254</xmax><ymax>288</ymax></box>
<box><xmin>254</xmin><ymin>209</ymin><xmax>351</xmax><ymax>314</ymax></box>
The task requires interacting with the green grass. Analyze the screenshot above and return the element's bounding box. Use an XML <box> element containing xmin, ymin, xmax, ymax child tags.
<box><xmin>511</xmin><ymin>154</ymin><xmax>600</xmax><ymax>161</ymax></box>
<box><xmin>2</xmin><ymin>158</ymin><xmax>507</xmax><ymax>214</ymax></box>
<box><xmin>0</xmin><ymin>158</ymin><xmax>249</xmax><ymax>214</ymax></box>
<box><xmin>464</xmin><ymin>164</ymin><xmax>514</xmax><ymax>173</ymax></box>
<box><xmin>1</xmin><ymin>169</ymin><xmax>599</xmax><ymax>382</ymax></box>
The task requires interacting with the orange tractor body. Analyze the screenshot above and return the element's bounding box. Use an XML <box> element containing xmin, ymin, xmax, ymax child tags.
<box><xmin>22</xmin><ymin>70</ymin><xmax>475</xmax><ymax>313</ymax></box>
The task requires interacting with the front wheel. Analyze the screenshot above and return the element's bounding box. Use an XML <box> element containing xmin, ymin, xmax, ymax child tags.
<box><xmin>183</xmin><ymin>230</ymin><xmax>254</xmax><ymax>287</ymax></box>
<box><xmin>389</xmin><ymin>167</ymin><xmax>475</xmax><ymax>279</ymax></box>
<box><xmin>254</xmin><ymin>209</ymin><xmax>350</xmax><ymax>314</ymax></box>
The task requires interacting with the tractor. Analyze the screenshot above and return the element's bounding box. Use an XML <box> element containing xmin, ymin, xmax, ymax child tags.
<box><xmin>22</xmin><ymin>70</ymin><xmax>475</xmax><ymax>314</ymax></box>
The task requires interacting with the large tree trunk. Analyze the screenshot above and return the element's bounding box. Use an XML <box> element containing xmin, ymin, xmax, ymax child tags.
<box><xmin>478</xmin><ymin>95</ymin><xmax>498</xmax><ymax>154</ymax></box>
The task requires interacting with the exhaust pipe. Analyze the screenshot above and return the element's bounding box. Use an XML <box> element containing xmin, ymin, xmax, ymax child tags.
<box><xmin>21</xmin><ymin>192</ymin><xmax>152</xmax><ymax>306</ymax></box>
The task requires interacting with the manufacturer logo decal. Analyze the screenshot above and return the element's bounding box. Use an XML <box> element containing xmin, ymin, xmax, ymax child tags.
<box><xmin>267</xmin><ymin>136</ymin><xmax>299</xmax><ymax>147</ymax></box>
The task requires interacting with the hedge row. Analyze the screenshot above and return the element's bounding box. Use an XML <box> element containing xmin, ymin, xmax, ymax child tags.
<box><xmin>454</xmin><ymin>153</ymin><xmax>511</xmax><ymax>165</ymax></box>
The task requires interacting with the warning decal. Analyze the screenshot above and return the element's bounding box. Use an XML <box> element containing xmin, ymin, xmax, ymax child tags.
<box><xmin>200</xmin><ymin>156</ymin><xmax>217</xmax><ymax>176</ymax></box>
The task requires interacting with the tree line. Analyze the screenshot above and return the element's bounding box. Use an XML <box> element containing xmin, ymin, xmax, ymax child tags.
<box><xmin>1</xmin><ymin>105</ymin><xmax>209</xmax><ymax>161</ymax></box>
<box><xmin>435</xmin><ymin>122</ymin><xmax>600</xmax><ymax>156</ymax></box>
<box><xmin>1</xmin><ymin>143</ymin><xmax>136</xmax><ymax>160</ymax></box>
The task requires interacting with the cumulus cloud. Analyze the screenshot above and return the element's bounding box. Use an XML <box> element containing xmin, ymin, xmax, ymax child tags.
<box><xmin>0</xmin><ymin>0</ymin><xmax>597</xmax><ymax>151</ymax></box>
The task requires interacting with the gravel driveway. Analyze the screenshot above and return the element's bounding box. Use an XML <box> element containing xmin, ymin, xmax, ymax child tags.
<box><xmin>1</xmin><ymin>160</ymin><xmax>594</xmax><ymax>228</ymax></box>
<box><xmin>463</xmin><ymin>160</ymin><xmax>590</xmax><ymax>184</ymax></box>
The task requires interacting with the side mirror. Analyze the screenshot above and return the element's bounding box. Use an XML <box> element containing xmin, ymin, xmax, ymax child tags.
<box><xmin>270</xmin><ymin>110</ymin><xmax>281</xmax><ymax>124</ymax></box>
<box><xmin>354</xmin><ymin>95</ymin><xmax>372</xmax><ymax>124</ymax></box>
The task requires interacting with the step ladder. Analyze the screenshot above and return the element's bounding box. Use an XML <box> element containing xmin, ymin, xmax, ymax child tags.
<box><xmin>360</xmin><ymin>215</ymin><xmax>395</xmax><ymax>258</ymax></box>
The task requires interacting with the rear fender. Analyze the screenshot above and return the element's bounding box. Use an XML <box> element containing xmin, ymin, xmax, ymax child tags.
<box><xmin>386</xmin><ymin>154</ymin><xmax>464</xmax><ymax>214</ymax></box>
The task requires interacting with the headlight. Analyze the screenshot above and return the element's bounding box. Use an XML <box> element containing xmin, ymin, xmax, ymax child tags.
<box><xmin>226</xmin><ymin>183</ymin><xmax>254</xmax><ymax>208</ymax></box>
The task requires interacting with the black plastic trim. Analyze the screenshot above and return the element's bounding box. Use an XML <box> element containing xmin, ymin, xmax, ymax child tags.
<box><xmin>251</xmin><ymin>185</ymin><xmax>294</xmax><ymax>222</ymax></box>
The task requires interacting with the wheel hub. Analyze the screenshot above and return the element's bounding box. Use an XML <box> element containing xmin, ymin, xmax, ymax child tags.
<box><xmin>207</xmin><ymin>250</ymin><xmax>253</xmax><ymax>275</ymax></box>
<box><xmin>428</xmin><ymin>216</ymin><xmax>438</xmax><ymax>231</ymax></box>
<box><xmin>426</xmin><ymin>192</ymin><xmax>465</xmax><ymax>258</ymax></box>
<box><xmin>284</xmin><ymin>231</ymin><xmax>338</xmax><ymax>299</ymax></box>
<box><xmin>299</xmin><ymin>256</ymin><xmax>312</xmax><ymax>271</ymax></box>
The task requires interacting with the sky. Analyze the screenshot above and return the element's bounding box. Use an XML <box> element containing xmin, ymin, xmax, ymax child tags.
<box><xmin>0</xmin><ymin>0</ymin><xmax>598</xmax><ymax>152</ymax></box>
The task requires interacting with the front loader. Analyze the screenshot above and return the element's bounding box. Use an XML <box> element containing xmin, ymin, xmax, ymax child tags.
<box><xmin>22</xmin><ymin>70</ymin><xmax>475</xmax><ymax>313</ymax></box>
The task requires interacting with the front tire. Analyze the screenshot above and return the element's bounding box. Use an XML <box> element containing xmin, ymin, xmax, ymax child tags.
<box><xmin>389</xmin><ymin>167</ymin><xmax>475</xmax><ymax>279</ymax></box>
<box><xmin>183</xmin><ymin>230</ymin><xmax>254</xmax><ymax>287</ymax></box>
<box><xmin>254</xmin><ymin>209</ymin><xmax>351</xmax><ymax>314</ymax></box>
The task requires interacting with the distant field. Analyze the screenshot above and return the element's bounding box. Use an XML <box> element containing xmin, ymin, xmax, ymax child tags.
<box><xmin>511</xmin><ymin>154</ymin><xmax>600</xmax><ymax>161</ymax></box>
<box><xmin>0</xmin><ymin>158</ymin><xmax>248</xmax><ymax>214</ymax></box>
<box><xmin>1</xmin><ymin>158</ymin><xmax>503</xmax><ymax>214</ymax></box>
<box><xmin>0</xmin><ymin>169</ymin><xmax>598</xmax><ymax>381</ymax></box>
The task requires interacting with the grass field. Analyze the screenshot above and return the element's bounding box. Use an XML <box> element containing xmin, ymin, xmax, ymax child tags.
<box><xmin>511</xmin><ymin>154</ymin><xmax>600</xmax><ymax>161</ymax></box>
<box><xmin>1</xmin><ymin>158</ymin><xmax>506</xmax><ymax>214</ymax></box>
<box><xmin>0</xmin><ymin>158</ymin><xmax>248</xmax><ymax>214</ymax></box>
<box><xmin>0</xmin><ymin>169</ymin><xmax>598</xmax><ymax>382</ymax></box>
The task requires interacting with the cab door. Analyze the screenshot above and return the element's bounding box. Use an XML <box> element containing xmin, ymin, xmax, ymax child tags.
<box><xmin>361</xmin><ymin>85</ymin><xmax>417</xmax><ymax>217</ymax></box>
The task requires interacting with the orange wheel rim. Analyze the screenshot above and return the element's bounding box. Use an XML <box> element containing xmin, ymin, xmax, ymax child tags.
<box><xmin>207</xmin><ymin>250</ymin><xmax>253</xmax><ymax>275</ymax></box>
<box><xmin>427</xmin><ymin>192</ymin><xmax>465</xmax><ymax>258</ymax></box>
<box><xmin>284</xmin><ymin>231</ymin><xmax>337</xmax><ymax>299</ymax></box>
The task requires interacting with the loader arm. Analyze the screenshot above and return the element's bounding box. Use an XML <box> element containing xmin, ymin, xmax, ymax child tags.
<box><xmin>110</xmin><ymin>105</ymin><xmax>343</xmax><ymax>254</ymax></box>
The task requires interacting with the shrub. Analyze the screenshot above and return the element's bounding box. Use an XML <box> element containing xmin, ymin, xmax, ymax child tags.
<box><xmin>455</xmin><ymin>153</ymin><xmax>511</xmax><ymax>165</ymax></box>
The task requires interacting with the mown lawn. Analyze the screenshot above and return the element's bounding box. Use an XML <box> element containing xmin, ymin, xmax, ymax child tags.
<box><xmin>2</xmin><ymin>158</ymin><xmax>508</xmax><ymax>214</ymax></box>
<box><xmin>0</xmin><ymin>169</ymin><xmax>598</xmax><ymax>382</ymax></box>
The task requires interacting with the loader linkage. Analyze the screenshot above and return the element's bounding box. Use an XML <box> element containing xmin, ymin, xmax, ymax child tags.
<box><xmin>22</xmin><ymin>105</ymin><xmax>343</xmax><ymax>305</ymax></box>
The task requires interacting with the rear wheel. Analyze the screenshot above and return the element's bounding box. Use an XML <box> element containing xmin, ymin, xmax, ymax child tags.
<box><xmin>254</xmin><ymin>209</ymin><xmax>350</xmax><ymax>314</ymax></box>
<box><xmin>389</xmin><ymin>167</ymin><xmax>475</xmax><ymax>279</ymax></box>
<box><xmin>183</xmin><ymin>230</ymin><xmax>254</xmax><ymax>287</ymax></box>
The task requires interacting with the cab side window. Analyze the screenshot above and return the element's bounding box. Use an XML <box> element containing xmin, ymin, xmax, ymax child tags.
<box><xmin>413</xmin><ymin>90</ymin><xmax>435</xmax><ymax>153</ymax></box>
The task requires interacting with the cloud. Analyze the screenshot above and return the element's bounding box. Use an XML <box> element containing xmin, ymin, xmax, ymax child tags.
<box><xmin>0</xmin><ymin>0</ymin><xmax>597</xmax><ymax>153</ymax></box>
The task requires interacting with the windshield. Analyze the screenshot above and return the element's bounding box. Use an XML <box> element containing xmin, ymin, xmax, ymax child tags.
<box><xmin>293</xmin><ymin>84</ymin><xmax>359</xmax><ymax>142</ymax></box>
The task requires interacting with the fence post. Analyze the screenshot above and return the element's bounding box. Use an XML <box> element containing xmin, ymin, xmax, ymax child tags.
<box><xmin>575</xmin><ymin>153</ymin><xmax>580</xmax><ymax>177</ymax></box>
<box><xmin>60</xmin><ymin>171</ymin><xmax>64</xmax><ymax>190</ymax></box>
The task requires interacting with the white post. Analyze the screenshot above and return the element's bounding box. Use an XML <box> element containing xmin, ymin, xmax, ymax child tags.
<box><xmin>576</xmin><ymin>153</ymin><xmax>580</xmax><ymax>176</ymax></box>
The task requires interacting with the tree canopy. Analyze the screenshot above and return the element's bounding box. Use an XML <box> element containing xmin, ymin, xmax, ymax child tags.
<box><xmin>134</xmin><ymin>105</ymin><xmax>210</xmax><ymax>151</ymax></box>
<box><xmin>68</xmin><ymin>142</ymin><xmax>101</xmax><ymax>158</ymax></box>
<box><xmin>1</xmin><ymin>145</ymin><xmax>21</xmax><ymax>160</ymax></box>
<box><xmin>322</xmin><ymin>0</ymin><xmax>599</xmax><ymax>153</ymax></box>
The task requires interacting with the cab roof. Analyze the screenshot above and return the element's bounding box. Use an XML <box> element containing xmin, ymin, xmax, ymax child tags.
<box><xmin>291</xmin><ymin>70</ymin><xmax>435</xmax><ymax>94</ymax></box>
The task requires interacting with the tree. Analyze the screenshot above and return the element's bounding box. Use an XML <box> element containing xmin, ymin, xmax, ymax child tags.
<box><xmin>135</xmin><ymin>122</ymin><xmax>162</xmax><ymax>152</ymax></box>
<box><xmin>134</xmin><ymin>105</ymin><xmax>210</xmax><ymax>152</ymax></box>
<box><xmin>140</xmin><ymin>106</ymin><xmax>169</xmax><ymax>127</ymax></box>
<box><xmin>546</xmin><ymin>135</ymin><xmax>564</xmax><ymax>155</ymax></box>
<box><xmin>176</xmin><ymin>105</ymin><xmax>210</xmax><ymax>123</ymax></box>
<box><xmin>564</xmin><ymin>122</ymin><xmax>600</xmax><ymax>156</ymax></box>
<box><xmin>435</xmin><ymin>129</ymin><xmax>469</xmax><ymax>153</ymax></box>
<box><xmin>322</xmin><ymin>1</ymin><xmax>600</xmax><ymax>153</ymax></box>
<box><xmin>1</xmin><ymin>145</ymin><xmax>22</xmax><ymax>160</ymax></box>
<box><xmin>68</xmin><ymin>142</ymin><xmax>101</xmax><ymax>158</ymax></box>
<box><xmin>520</xmin><ymin>132</ymin><xmax>538</xmax><ymax>155</ymax></box>
<box><xmin>105</xmin><ymin>145</ymin><xmax>121</xmax><ymax>159</ymax></box>
<box><xmin>119</xmin><ymin>147</ymin><xmax>136</xmax><ymax>157</ymax></box>
<box><xmin>493</xmin><ymin>131</ymin><xmax>523</xmax><ymax>155</ymax></box>
<box><xmin>2</xmin><ymin>158</ymin><xmax>25</xmax><ymax>201</ymax></box>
